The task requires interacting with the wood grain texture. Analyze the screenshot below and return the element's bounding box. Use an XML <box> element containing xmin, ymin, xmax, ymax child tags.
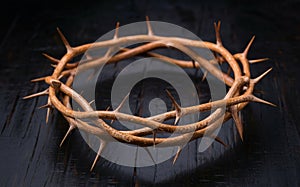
<box><xmin>0</xmin><ymin>0</ymin><xmax>299</xmax><ymax>186</ymax></box>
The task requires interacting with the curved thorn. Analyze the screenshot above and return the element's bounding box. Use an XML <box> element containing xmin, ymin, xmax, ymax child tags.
<box><xmin>90</xmin><ymin>141</ymin><xmax>106</xmax><ymax>171</ymax></box>
<box><xmin>249</xmin><ymin>58</ymin><xmax>269</xmax><ymax>64</ymax></box>
<box><xmin>56</xmin><ymin>27</ymin><xmax>73</xmax><ymax>53</ymax></box>
<box><xmin>146</xmin><ymin>16</ymin><xmax>153</xmax><ymax>36</ymax></box>
<box><xmin>243</xmin><ymin>36</ymin><xmax>255</xmax><ymax>57</ymax></box>
<box><xmin>42</xmin><ymin>53</ymin><xmax>60</xmax><ymax>64</ymax></box>
<box><xmin>173</xmin><ymin>146</ymin><xmax>183</xmax><ymax>165</ymax></box>
<box><xmin>114</xmin><ymin>22</ymin><xmax>120</xmax><ymax>39</ymax></box>
<box><xmin>251</xmin><ymin>95</ymin><xmax>277</xmax><ymax>107</ymax></box>
<box><xmin>23</xmin><ymin>88</ymin><xmax>49</xmax><ymax>99</ymax></box>
<box><xmin>230</xmin><ymin>106</ymin><xmax>243</xmax><ymax>141</ymax></box>
<box><xmin>165</xmin><ymin>90</ymin><xmax>182</xmax><ymax>125</ymax></box>
<box><xmin>214</xmin><ymin>21</ymin><xmax>222</xmax><ymax>46</ymax></box>
<box><xmin>252</xmin><ymin>68</ymin><xmax>272</xmax><ymax>84</ymax></box>
<box><xmin>60</xmin><ymin>124</ymin><xmax>75</xmax><ymax>147</ymax></box>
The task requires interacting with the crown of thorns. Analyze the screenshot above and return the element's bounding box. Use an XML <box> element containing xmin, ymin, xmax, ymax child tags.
<box><xmin>24</xmin><ymin>18</ymin><xmax>275</xmax><ymax>170</ymax></box>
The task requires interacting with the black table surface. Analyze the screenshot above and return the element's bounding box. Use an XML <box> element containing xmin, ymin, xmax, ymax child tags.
<box><xmin>0</xmin><ymin>0</ymin><xmax>299</xmax><ymax>186</ymax></box>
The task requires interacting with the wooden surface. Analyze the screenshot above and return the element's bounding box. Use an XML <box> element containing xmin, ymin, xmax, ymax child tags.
<box><xmin>0</xmin><ymin>0</ymin><xmax>300</xmax><ymax>186</ymax></box>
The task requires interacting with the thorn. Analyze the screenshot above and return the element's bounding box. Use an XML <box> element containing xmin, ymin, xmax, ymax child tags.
<box><xmin>153</xmin><ymin>129</ymin><xmax>157</xmax><ymax>147</ymax></box>
<box><xmin>173</xmin><ymin>146</ymin><xmax>183</xmax><ymax>165</ymax></box>
<box><xmin>60</xmin><ymin>124</ymin><xmax>75</xmax><ymax>147</ymax></box>
<box><xmin>146</xmin><ymin>16</ymin><xmax>153</xmax><ymax>36</ymax></box>
<box><xmin>249</xmin><ymin>58</ymin><xmax>269</xmax><ymax>64</ymax></box>
<box><xmin>243</xmin><ymin>36</ymin><xmax>255</xmax><ymax>57</ymax></box>
<box><xmin>89</xmin><ymin>100</ymin><xmax>95</xmax><ymax>105</ymax></box>
<box><xmin>79</xmin><ymin>90</ymin><xmax>84</xmax><ymax>96</ymax></box>
<box><xmin>45</xmin><ymin>97</ymin><xmax>52</xmax><ymax>124</ymax></box>
<box><xmin>114</xmin><ymin>22</ymin><xmax>120</xmax><ymax>39</ymax></box>
<box><xmin>50</xmin><ymin>64</ymin><xmax>57</xmax><ymax>68</ymax></box>
<box><xmin>56</xmin><ymin>27</ymin><xmax>73</xmax><ymax>53</ymax></box>
<box><xmin>31</xmin><ymin>76</ymin><xmax>46</xmax><ymax>82</ymax></box>
<box><xmin>111</xmin><ymin>93</ymin><xmax>129</xmax><ymax>124</ymax></box>
<box><xmin>142</xmin><ymin>147</ymin><xmax>156</xmax><ymax>164</ymax></box>
<box><xmin>174</xmin><ymin>116</ymin><xmax>180</xmax><ymax>125</ymax></box>
<box><xmin>252</xmin><ymin>68</ymin><xmax>272</xmax><ymax>84</ymax></box>
<box><xmin>216</xmin><ymin>55</ymin><xmax>225</xmax><ymax>63</ymax></box>
<box><xmin>114</xmin><ymin>93</ymin><xmax>129</xmax><ymax>112</ymax></box>
<box><xmin>165</xmin><ymin>90</ymin><xmax>182</xmax><ymax>125</ymax></box>
<box><xmin>85</xmin><ymin>53</ymin><xmax>93</xmax><ymax>60</ymax></box>
<box><xmin>110</xmin><ymin>119</ymin><xmax>115</xmax><ymax>125</ymax></box>
<box><xmin>46</xmin><ymin>108</ymin><xmax>51</xmax><ymax>124</ymax></box>
<box><xmin>214</xmin><ymin>136</ymin><xmax>228</xmax><ymax>147</ymax></box>
<box><xmin>42</xmin><ymin>53</ymin><xmax>60</xmax><ymax>64</ymax></box>
<box><xmin>38</xmin><ymin>103</ymin><xmax>51</xmax><ymax>109</ymax></box>
<box><xmin>202</xmin><ymin>70</ymin><xmax>208</xmax><ymax>81</ymax></box>
<box><xmin>90</xmin><ymin>140</ymin><xmax>106</xmax><ymax>171</ymax></box>
<box><xmin>230</xmin><ymin>106</ymin><xmax>243</xmax><ymax>141</ymax></box>
<box><xmin>23</xmin><ymin>88</ymin><xmax>49</xmax><ymax>99</ymax></box>
<box><xmin>250</xmin><ymin>95</ymin><xmax>277</xmax><ymax>107</ymax></box>
<box><xmin>214</xmin><ymin>21</ymin><xmax>222</xmax><ymax>46</ymax></box>
<box><xmin>104</xmin><ymin>34</ymin><xmax>120</xmax><ymax>57</ymax></box>
<box><xmin>50</xmin><ymin>79</ymin><xmax>61</xmax><ymax>89</ymax></box>
<box><xmin>58</xmin><ymin>74</ymin><xmax>64</xmax><ymax>80</ymax></box>
<box><xmin>206</xmin><ymin>134</ymin><xmax>227</xmax><ymax>147</ymax></box>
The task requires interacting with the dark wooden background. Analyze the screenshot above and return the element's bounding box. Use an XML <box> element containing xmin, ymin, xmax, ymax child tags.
<box><xmin>0</xmin><ymin>0</ymin><xmax>299</xmax><ymax>186</ymax></box>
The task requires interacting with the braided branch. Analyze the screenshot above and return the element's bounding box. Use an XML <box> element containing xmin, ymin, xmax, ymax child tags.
<box><xmin>24</xmin><ymin>20</ymin><xmax>274</xmax><ymax>170</ymax></box>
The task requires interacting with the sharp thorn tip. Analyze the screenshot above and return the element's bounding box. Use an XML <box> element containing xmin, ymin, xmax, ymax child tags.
<box><xmin>249</xmin><ymin>58</ymin><xmax>269</xmax><ymax>64</ymax></box>
<box><xmin>243</xmin><ymin>36</ymin><xmax>256</xmax><ymax>57</ymax></box>
<box><xmin>173</xmin><ymin>146</ymin><xmax>182</xmax><ymax>165</ymax></box>
<box><xmin>252</xmin><ymin>68</ymin><xmax>273</xmax><ymax>84</ymax></box>
<box><xmin>59</xmin><ymin>125</ymin><xmax>75</xmax><ymax>147</ymax></box>
<box><xmin>251</xmin><ymin>95</ymin><xmax>277</xmax><ymax>107</ymax></box>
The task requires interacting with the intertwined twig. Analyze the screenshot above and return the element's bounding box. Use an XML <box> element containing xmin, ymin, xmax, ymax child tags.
<box><xmin>24</xmin><ymin>18</ymin><xmax>275</xmax><ymax>170</ymax></box>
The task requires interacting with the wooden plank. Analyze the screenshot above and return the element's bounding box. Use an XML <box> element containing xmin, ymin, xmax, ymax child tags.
<box><xmin>0</xmin><ymin>0</ymin><xmax>299</xmax><ymax>186</ymax></box>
